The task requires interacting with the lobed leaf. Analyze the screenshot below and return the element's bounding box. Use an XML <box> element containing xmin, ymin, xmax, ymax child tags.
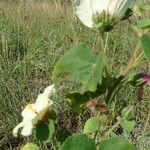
<box><xmin>52</xmin><ymin>43</ymin><xmax>104</xmax><ymax>92</ymax></box>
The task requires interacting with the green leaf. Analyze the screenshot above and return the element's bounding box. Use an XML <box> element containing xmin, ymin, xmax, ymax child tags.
<box><xmin>99</xmin><ymin>137</ymin><xmax>135</xmax><ymax>150</ymax></box>
<box><xmin>121</xmin><ymin>120</ymin><xmax>136</xmax><ymax>133</ymax></box>
<box><xmin>121</xmin><ymin>105</ymin><xmax>135</xmax><ymax>120</ymax></box>
<box><xmin>138</xmin><ymin>3</ymin><xmax>150</xmax><ymax>11</ymax></box>
<box><xmin>137</xmin><ymin>19</ymin><xmax>150</xmax><ymax>29</ymax></box>
<box><xmin>83</xmin><ymin>117</ymin><xmax>99</xmax><ymax>134</ymax></box>
<box><xmin>62</xmin><ymin>133</ymin><xmax>96</xmax><ymax>150</ymax></box>
<box><xmin>21</xmin><ymin>143</ymin><xmax>39</xmax><ymax>150</ymax></box>
<box><xmin>141</xmin><ymin>34</ymin><xmax>150</xmax><ymax>61</ymax></box>
<box><xmin>36</xmin><ymin>120</ymin><xmax>55</xmax><ymax>143</ymax></box>
<box><xmin>120</xmin><ymin>106</ymin><xmax>136</xmax><ymax>134</ymax></box>
<box><xmin>52</xmin><ymin>43</ymin><xmax>104</xmax><ymax>92</ymax></box>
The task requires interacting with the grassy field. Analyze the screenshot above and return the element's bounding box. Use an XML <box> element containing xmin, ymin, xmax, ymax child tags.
<box><xmin>0</xmin><ymin>0</ymin><xmax>150</xmax><ymax>149</ymax></box>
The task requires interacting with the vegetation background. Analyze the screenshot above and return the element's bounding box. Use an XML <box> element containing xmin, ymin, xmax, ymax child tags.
<box><xmin>0</xmin><ymin>0</ymin><xmax>150</xmax><ymax>149</ymax></box>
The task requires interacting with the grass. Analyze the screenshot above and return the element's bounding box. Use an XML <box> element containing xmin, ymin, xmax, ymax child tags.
<box><xmin>0</xmin><ymin>0</ymin><xmax>150</xmax><ymax>149</ymax></box>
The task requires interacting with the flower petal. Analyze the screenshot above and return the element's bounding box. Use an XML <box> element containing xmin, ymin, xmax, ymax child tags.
<box><xmin>91</xmin><ymin>0</ymin><xmax>110</xmax><ymax>14</ymax></box>
<box><xmin>35</xmin><ymin>95</ymin><xmax>53</xmax><ymax>112</ymax></box>
<box><xmin>13</xmin><ymin>121</ymin><xmax>26</xmax><ymax>137</ymax></box>
<box><xmin>21</xmin><ymin>120</ymin><xmax>33</xmax><ymax>137</ymax></box>
<box><xmin>21</xmin><ymin>104</ymin><xmax>37</xmax><ymax>119</ymax></box>
<box><xmin>12</xmin><ymin>85</ymin><xmax>55</xmax><ymax>137</ymax></box>
<box><xmin>35</xmin><ymin>85</ymin><xmax>55</xmax><ymax>112</ymax></box>
<box><xmin>43</xmin><ymin>84</ymin><xmax>56</xmax><ymax>98</ymax></box>
<box><xmin>109</xmin><ymin>0</ymin><xmax>133</xmax><ymax>18</ymax></box>
<box><xmin>76</xmin><ymin>0</ymin><xmax>93</xmax><ymax>27</ymax></box>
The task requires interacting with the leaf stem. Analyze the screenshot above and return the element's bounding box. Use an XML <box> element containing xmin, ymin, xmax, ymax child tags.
<box><xmin>99</xmin><ymin>31</ymin><xmax>109</xmax><ymax>53</ymax></box>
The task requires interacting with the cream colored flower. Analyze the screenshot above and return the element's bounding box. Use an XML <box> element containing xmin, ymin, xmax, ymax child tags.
<box><xmin>13</xmin><ymin>84</ymin><xmax>56</xmax><ymax>137</ymax></box>
<box><xmin>76</xmin><ymin>0</ymin><xmax>132</xmax><ymax>28</ymax></box>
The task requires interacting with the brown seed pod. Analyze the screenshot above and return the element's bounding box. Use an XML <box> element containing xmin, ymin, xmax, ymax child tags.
<box><xmin>86</xmin><ymin>99</ymin><xmax>109</xmax><ymax>114</ymax></box>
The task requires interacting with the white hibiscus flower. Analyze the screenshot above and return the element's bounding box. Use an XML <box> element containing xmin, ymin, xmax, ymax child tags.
<box><xmin>76</xmin><ymin>0</ymin><xmax>132</xmax><ymax>29</ymax></box>
<box><xmin>13</xmin><ymin>84</ymin><xmax>56</xmax><ymax>137</ymax></box>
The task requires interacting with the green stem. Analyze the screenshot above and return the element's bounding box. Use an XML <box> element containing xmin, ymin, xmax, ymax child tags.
<box><xmin>104</xmin><ymin>33</ymin><xmax>109</xmax><ymax>53</ymax></box>
<box><xmin>99</xmin><ymin>31</ymin><xmax>105</xmax><ymax>52</ymax></box>
<box><xmin>105</xmin><ymin>118</ymin><xmax>121</xmax><ymax>137</ymax></box>
<box><xmin>51</xmin><ymin>137</ymin><xmax>57</xmax><ymax>150</ymax></box>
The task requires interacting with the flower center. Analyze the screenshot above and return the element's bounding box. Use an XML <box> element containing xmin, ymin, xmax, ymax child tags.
<box><xmin>26</xmin><ymin>104</ymin><xmax>39</xmax><ymax>115</ymax></box>
<box><xmin>34</xmin><ymin>109</ymin><xmax>49</xmax><ymax>126</ymax></box>
<box><xmin>92</xmin><ymin>10</ymin><xmax>114</xmax><ymax>32</ymax></box>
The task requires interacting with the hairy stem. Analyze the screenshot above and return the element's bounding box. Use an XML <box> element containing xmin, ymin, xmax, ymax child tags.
<box><xmin>104</xmin><ymin>33</ymin><xmax>109</xmax><ymax>53</ymax></box>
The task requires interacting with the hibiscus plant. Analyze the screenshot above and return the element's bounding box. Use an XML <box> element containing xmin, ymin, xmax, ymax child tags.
<box><xmin>13</xmin><ymin>0</ymin><xmax>150</xmax><ymax>150</ymax></box>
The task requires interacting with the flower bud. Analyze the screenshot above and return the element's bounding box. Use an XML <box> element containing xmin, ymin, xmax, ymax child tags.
<box><xmin>140</xmin><ymin>73</ymin><xmax>150</xmax><ymax>84</ymax></box>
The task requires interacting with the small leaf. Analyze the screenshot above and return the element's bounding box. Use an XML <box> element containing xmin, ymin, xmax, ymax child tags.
<box><xmin>138</xmin><ymin>3</ymin><xmax>150</xmax><ymax>11</ymax></box>
<box><xmin>62</xmin><ymin>133</ymin><xmax>96</xmax><ymax>150</ymax></box>
<box><xmin>120</xmin><ymin>106</ymin><xmax>136</xmax><ymax>134</ymax></box>
<box><xmin>52</xmin><ymin>43</ymin><xmax>104</xmax><ymax>92</ymax></box>
<box><xmin>121</xmin><ymin>120</ymin><xmax>136</xmax><ymax>133</ymax></box>
<box><xmin>36</xmin><ymin>120</ymin><xmax>55</xmax><ymax>143</ymax></box>
<box><xmin>141</xmin><ymin>34</ymin><xmax>150</xmax><ymax>61</ymax></box>
<box><xmin>121</xmin><ymin>105</ymin><xmax>135</xmax><ymax>120</ymax></box>
<box><xmin>21</xmin><ymin>143</ymin><xmax>39</xmax><ymax>150</ymax></box>
<box><xmin>137</xmin><ymin>19</ymin><xmax>150</xmax><ymax>29</ymax></box>
<box><xmin>83</xmin><ymin>117</ymin><xmax>99</xmax><ymax>134</ymax></box>
<box><xmin>99</xmin><ymin>137</ymin><xmax>135</xmax><ymax>150</ymax></box>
